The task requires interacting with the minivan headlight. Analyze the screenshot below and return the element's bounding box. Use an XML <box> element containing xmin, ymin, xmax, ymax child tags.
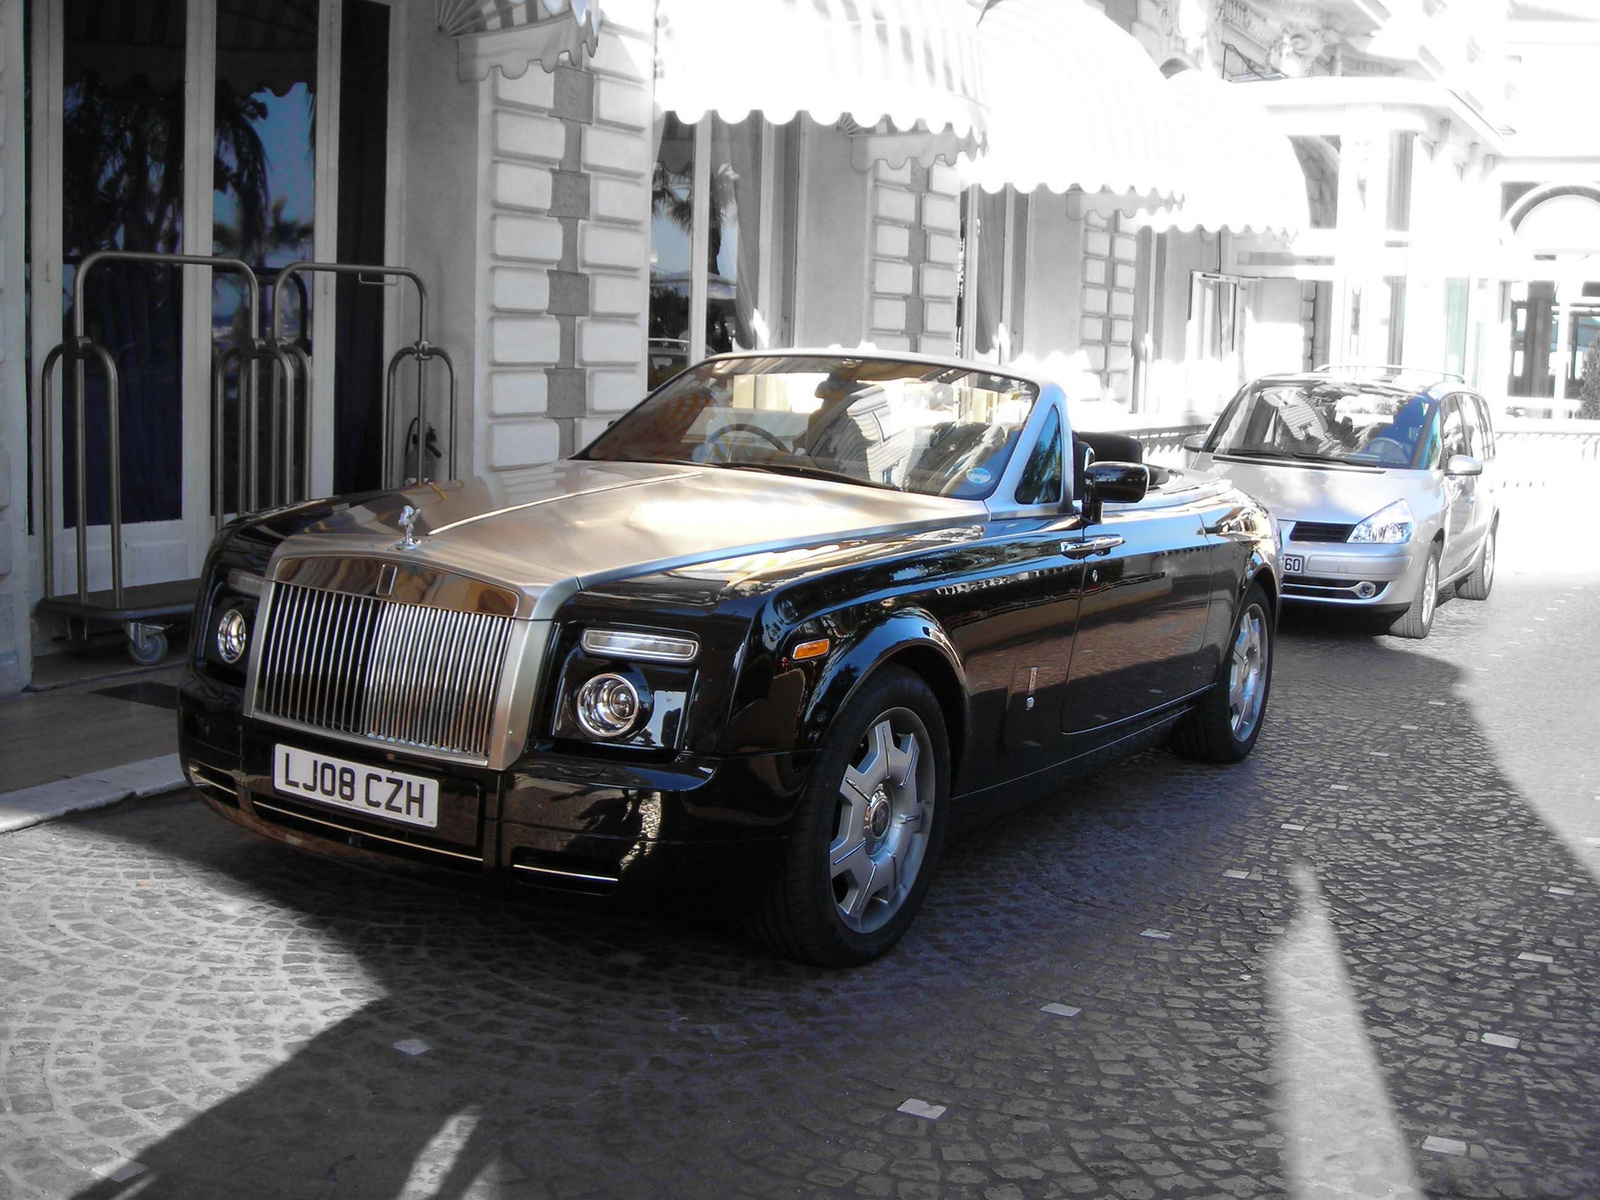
<box><xmin>1348</xmin><ymin>500</ymin><xmax>1414</xmax><ymax>544</ymax></box>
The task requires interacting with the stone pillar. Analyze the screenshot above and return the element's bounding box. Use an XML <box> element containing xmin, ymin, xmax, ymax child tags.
<box><xmin>0</xmin><ymin>0</ymin><xmax>31</xmax><ymax>694</ymax></box>
<box><xmin>475</xmin><ymin>0</ymin><xmax>654</xmax><ymax>471</ymax></box>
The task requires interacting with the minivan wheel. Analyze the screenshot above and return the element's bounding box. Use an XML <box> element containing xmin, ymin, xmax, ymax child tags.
<box><xmin>1456</xmin><ymin>520</ymin><xmax>1496</xmax><ymax>602</ymax></box>
<box><xmin>749</xmin><ymin>666</ymin><xmax>949</xmax><ymax>967</ymax></box>
<box><xmin>1388</xmin><ymin>543</ymin><xmax>1440</xmax><ymax>639</ymax></box>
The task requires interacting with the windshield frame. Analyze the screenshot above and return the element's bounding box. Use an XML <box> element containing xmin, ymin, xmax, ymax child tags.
<box><xmin>576</xmin><ymin>353</ymin><xmax>1047</xmax><ymax>503</ymax></box>
<box><xmin>1203</xmin><ymin>379</ymin><xmax>1442</xmax><ymax>471</ymax></box>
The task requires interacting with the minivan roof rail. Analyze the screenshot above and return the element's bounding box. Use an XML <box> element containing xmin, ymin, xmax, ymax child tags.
<box><xmin>1314</xmin><ymin>363</ymin><xmax>1466</xmax><ymax>382</ymax></box>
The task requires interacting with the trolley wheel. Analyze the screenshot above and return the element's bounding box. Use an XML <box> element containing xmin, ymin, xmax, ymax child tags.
<box><xmin>126</xmin><ymin>624</ymin><xmax>168</xmax><ymax>666</ymax></box>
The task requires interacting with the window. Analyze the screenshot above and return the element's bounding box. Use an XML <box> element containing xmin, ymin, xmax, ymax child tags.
<box><xmin>648</xmin><ymin>115</ymin><xmax>795</xmax><ymax>389</ymax></box>
<box><xmin>1456</xmin><ymin>393</ymin><xmax>1482</xmax><ymax>459</ymax></box>
<box><xmin>1441</xmin><ymin>398</ymin><xmax>1468</xmax><ymax>459</ymax></box>
<box><xmin>959</xmin><ymin>186</ymin><xmax>1029</xmax><ymax>362</ymax></box>
<box><xmin>1472</xmin><ymin>395</ymin><xmax>1496</xmax><ymax>459</ymax></box>
<box><xmin>1015</xmin><ymin>408</ymin><xmax>1063</xmax><ymax>506</ymax></box>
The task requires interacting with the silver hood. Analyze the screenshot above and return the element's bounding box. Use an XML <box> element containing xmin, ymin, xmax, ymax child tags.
<box><xmin>1195</xmin><ymin>454</ymin><xmax>1440</xmax><ymax>528</ymax></box>
<box><xmin>270</xmin><ymin>460</ymin><xmax>984</xmax><ymax>619</ymax></box>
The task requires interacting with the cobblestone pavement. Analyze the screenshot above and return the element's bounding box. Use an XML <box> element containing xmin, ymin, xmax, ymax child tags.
<box><xmin>3</xmin><ymin>509</ymin><xmax>1597</xmax><ymax>1199</ymax></box>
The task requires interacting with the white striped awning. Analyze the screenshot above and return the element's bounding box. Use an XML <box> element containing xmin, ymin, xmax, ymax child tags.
<box><xmin>966</xmin><ymin>0</ymin><xmax>1188</xmax><ymax>207</ymax></box>
<box><xmin>438</xmin><ymin>0</ymin><xmax>602</xmax><ymax>82</ymax></box>
<box><xmin>1138</xmin><ymin>71</ymin><xmax>1310</xmax><ymax>237</ymax></box>
<box><xmin>654</xmin><ymin>0</ymin><xmax>986</xmax><ymax>169</ymax></box>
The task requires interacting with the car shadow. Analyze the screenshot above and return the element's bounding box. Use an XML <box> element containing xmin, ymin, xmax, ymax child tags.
<box><xmin>34</xmin><ymin>629</ymin><xmax>1598</xmax><ymax>1199</ymax></box>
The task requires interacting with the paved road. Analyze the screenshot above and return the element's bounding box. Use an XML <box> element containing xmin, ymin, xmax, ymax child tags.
<box><xmin>3</xmin><ymin>501</ymin><xmax>1597</xmax><ymax>1200</ymax></box>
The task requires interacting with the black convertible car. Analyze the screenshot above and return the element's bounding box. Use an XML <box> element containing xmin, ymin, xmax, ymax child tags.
<box><xmin>180</xmin><ymin>351</ymin><xmax>1280</xmax><ymax>965</ymax></box>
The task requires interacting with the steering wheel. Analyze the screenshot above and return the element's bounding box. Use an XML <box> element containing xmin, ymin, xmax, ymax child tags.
<box><xmin>1362</xmin><ymin>436</ymin><xmax>1409</xmax><ymax>464</ymax></box>
<box><xmin>703</xmin><ymin>422</ymin><xmax>790</xmax><ymax>461</ymax></box>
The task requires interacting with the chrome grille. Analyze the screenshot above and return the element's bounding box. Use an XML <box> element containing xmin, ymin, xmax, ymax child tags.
<box><xmin>254</xmin><ymin>581</ymin><xmax>515</xmax><ymax>759</ymax></box>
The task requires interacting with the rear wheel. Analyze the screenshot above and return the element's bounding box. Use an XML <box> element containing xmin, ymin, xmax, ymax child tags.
<box><xmin>1387</xmin><ymin>543</ymin><xmax>1440</xmax><ymax>639</ymax></box>
<box><xmin>1171</xmin><ymin>583</ymin><xmax>1273</xmax><ymax>764</ymax></box>
<box><xmin>750</xmin><ymin>666</ymin><xmax>949</xmax><ymax>966</ymax></box>
<box><xmin>1456</xmin><ymin>520</ymin><xmax>1496</xmax><ymax>601</ymax></box>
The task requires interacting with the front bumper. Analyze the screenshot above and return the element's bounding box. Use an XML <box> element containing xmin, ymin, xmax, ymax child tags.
<box><xmin>178</xmin><ymin>678</ymin><xmax>797</xmax><ymax>898</ymax></box>
<box><xmin>1280</xmin><ymin>539</ymin><xmax>1419</xmax><ymax>610</ymax></box>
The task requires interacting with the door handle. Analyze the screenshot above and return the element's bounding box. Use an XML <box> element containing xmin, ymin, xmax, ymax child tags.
<box><xmin>1061</xmin><ymin>536</ymin><xmax>1124</xmax><ymax>559</ymax></box>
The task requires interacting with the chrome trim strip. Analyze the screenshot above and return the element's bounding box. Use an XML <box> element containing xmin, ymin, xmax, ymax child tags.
<box><xmin>511</xmin><ymin>861</ymin><xmax>620</xmax><ymax>885</ymax></box>
<box><xmin>250</xmin><ymin>799</ymin><xmax>483</xmax><ymax>863</ymax></box>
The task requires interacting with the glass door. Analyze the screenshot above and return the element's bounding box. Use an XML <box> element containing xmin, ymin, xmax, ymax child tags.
<box><xmin>31</xmin><ymin>0</ymin><xmax>397</xmax><ymax>601</ymax></box>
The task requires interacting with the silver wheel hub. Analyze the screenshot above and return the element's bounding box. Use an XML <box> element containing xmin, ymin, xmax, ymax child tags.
<box><xmin>1228</xmin><ymin>605</ymin><xmax>1269</xmax><ymax>741</ymax></box>
<box><xmin>830</xmin><ymin>711</ymin><xmax>934</xmax><ymax>935</ymax></box>
<box><xmin>1423</xmin><ymin>558</ymin><xmax>1437</xmax><ymax>624</ymax></box>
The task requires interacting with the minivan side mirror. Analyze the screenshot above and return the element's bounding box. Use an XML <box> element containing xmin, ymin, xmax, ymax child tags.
<box><xmin>1182</xmin><ymin>433</ymin><xmax>1207</xmax><ymax>454</ymax></box>
<box><xmin>1445</xmin><ymin>453</ymin><xmax>1483</xmax><ymax>477</ymax></box>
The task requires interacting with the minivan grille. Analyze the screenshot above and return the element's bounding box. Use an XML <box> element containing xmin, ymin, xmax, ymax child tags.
<box><xmin>1288</xmin><ymin>520</ymin><xmax>1356</xmax><ymax>543</ymax></box>
<box><xmin>253</xmin><ymin>581</ymin><xmax>515</xmax><ymax>760</ymax></box>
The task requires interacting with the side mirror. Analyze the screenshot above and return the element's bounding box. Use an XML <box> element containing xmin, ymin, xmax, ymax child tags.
<box><xmin>1445</xmin><ymin>453</ymin><xmax>1483</xmax><ymax>477</ymax></box>
<box><xmin>1083</xmin><ymin>461</ymin><xmax>1149</xmax><ymax>524</ymax></box>
<box><xmin>1182</xmin><ymin>433</ymin><xmax>1207</xmax><ymax>454</ymax></box>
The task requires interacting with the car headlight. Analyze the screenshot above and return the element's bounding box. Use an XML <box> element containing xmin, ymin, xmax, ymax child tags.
<box><xmin>1348</xmin><ymin>499</ymin><xmax>1414</xmax><ymax>544</ymax></box>
<box><xmin>575</xmin><ymin>673</ymin><xmax>644</xmax><ymax>738</ymax></box>
<box><xmin>216</xmin><ymin>608</ymin><xmax>250</xmax><ymax>664</ymax></box>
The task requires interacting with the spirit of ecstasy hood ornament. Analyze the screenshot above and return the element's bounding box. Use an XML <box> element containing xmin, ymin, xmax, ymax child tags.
<box><xmin>395</xmin><ymin>504</ymin><xmax>424</xmax><ymax>551</ymax></box>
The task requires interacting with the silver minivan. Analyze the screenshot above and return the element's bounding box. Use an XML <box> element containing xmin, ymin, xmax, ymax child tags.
<box><xmin>1185</xmin><ymin>369</ymin><xmax>1498</xmax><ymax>639</ymax></box>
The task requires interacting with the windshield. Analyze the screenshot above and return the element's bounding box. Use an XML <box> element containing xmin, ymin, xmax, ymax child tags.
<box><xmin>581</xmin><ymin>355</ymin><xmax>1040</xmax><ymax>499</ymax></box>
<box><xmin>1207</xmin><ymin>382</ymin><xmax>1438</xmax><ymax>467</ymax></box>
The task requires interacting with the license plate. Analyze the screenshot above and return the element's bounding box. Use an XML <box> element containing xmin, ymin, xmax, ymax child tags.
<box><xmin>1282</xmin><ymin>554</ymin><xmax>1305</xmax><ymax>574</ymax></box>
<box><xmin>272</xmin><ymin>744</ymin><xmax>439</xmax><ymax>829</ymax></box>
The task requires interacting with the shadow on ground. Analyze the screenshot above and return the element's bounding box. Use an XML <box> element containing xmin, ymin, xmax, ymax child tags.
<box><xmin>4</xmin><ymin>614</ymin><xmax>1593</xmax><ymax>1199</ymax></box>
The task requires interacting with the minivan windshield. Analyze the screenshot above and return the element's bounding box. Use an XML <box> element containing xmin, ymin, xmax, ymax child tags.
<box><xmin>1207</xmin><ymin>382</ymin><xmax>1437</xmax><ymax>468</ymax></box>
<box><xmin>582</xmin><ymin>355</ymin><xmax>1039</xmax><ymax>500</ymax></box>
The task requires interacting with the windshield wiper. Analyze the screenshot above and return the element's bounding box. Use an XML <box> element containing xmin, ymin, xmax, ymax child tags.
<box><xmin>1220</xmin><ymin>448</ymin><xmax>1343</xmax><ymax>463</ymax></box>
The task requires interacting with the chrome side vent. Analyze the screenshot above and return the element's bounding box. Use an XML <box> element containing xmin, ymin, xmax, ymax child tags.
<box><xmin>254</xmin><ymin>581</ymin><xmax>515</xmax><ymax>760</ymax></box>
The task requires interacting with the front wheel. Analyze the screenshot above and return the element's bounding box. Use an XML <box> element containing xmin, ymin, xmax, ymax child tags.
<box><xmin>750</xmin><ymin>666</ymin><xmax>949</xmax><ymax>966</ymax></box>
<box><xmin>1456</xmin><ymin>520</ymin><xmax>1496</xmax><ymax>601</ymax></box>
<box><xmin>1387</xmin><ymin>543</ymin><xmax>1440</xmax><ymax>639</ymax></box>
<box><xmin>1171</xmin><ymin>583</ymin><xmax>1274</xmax><ymax>764</ymax></box>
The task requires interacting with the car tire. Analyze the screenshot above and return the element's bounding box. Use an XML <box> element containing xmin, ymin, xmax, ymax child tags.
<box><xmin>1387</xmin><ymin>542</ymin><xmax>1441</xmax><ymax>639</ymax></box>
<box><xmin>1170</xmin><ymin>582</ymin><xmax>1273</xmax><ymax>764</ymax></box>
<box><xmin>749</xmin><ymin>666</ymin><xmax>950</xmax><ymax>967</ymax></box>
<box><xmin>1456</xmin><ymin>519</ymin><xmax>1496</xmax><ymax>602</ymax></box>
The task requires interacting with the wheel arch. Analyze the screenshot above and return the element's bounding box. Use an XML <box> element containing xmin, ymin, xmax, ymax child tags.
<box><xmin>798</xmin><ymin>609</ymin><xmax>969</xmax><ymax>782</ymax></box>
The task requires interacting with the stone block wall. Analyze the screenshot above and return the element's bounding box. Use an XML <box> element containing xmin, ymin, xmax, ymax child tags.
<box><xmin>475</xmin><ymin>0</ymin><xmax>654</xmax><ymax>471</ymax></box>
<box><xmin>864</xmin><ymin>160</ymin><xmax>964</xmax><ymax>356</ymax></box>
<box><xmin>0</xmin><ymin>0</ymin><xmax>28</xmax><ymax>693</ymax></box>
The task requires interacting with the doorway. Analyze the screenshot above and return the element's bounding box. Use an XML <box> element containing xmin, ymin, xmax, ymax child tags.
<box><xmin>28</xmin><ymin>0</ymin><xmax>398</xmax><ymax>601</ymax></box>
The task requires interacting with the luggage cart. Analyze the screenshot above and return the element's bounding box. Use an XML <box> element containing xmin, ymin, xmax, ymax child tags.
<box><xmin>266</xmin><ymin>261</ymin><xmax>458</xmax><ymax>489</ymax></box>
<box><xmin>36</xmin><ymin>250</ymin><xmax>267</xmax><ymax>664</ymax></box>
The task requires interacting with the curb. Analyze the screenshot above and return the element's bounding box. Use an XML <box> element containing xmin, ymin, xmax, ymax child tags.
<box><xmin>0</xmin><ymin>754</ymin><xmax>188</xmax><ymax>835</ymax></box>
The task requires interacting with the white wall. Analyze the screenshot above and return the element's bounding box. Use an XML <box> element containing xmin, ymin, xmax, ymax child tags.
<box><xmin>397</xmin><ymin>0</ymin><xmax>482</xmax><ymax>478</ymax></box>
<box><xmin>0</xmin><ymin>0</ymin><xmax>29</xmax><ymax>693</ymax></box>
<box><xmin>794</xmin><ymin>125</ymin><xmax>870</xmax><ymax>348</ymax></box>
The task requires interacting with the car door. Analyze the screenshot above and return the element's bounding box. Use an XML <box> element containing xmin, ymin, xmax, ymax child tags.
<box><xmin>1056</xmin><ymin>479</ymin><xmax>1216</xmax><ymax>754</ymax></box>
<box><xmin>993</xmin><ymin>408</ymin><xmax>1089</xmax><ymax>777</ymax></box>
<box><xmin>1469</xmin><ymin>392</ymin><xmax>1498</xmax><ymax>543</ymax></box>
<box><xmin>1438</xmin><ymin>396</ymin><xmax>1476</xmax><ymax>575</ymax></box>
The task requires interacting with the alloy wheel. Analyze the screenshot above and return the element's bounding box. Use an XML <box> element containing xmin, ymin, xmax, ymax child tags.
<box><xmin>1482</xmin><ymin>528</ymin><xmax>1496</xmax><ymax>590</ymax></box>
<box><xmin>1422</xmin><ymin>556</ymin><xmax>1438</xmax><ymax>627</ymax></box>
<box><xmin>830</xmin><ymin>709</ymin><xmax>935</xmax><ymax>934</ymax></box>
<box><xmin>1228</xmin><ymin>604</ymin><xmax>1269</xmax><ymax>741</ymax></box>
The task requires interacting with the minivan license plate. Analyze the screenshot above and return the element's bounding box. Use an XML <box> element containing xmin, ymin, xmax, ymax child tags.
<box><xmin>272</xmin><ymin>744</ymin><xmax>439</xmax><ymax>829</ymax></box>
<box><xmin>1282</xmin><ymin>554</ymin><xmax>1305</xmax><ymax>575</ymax></box>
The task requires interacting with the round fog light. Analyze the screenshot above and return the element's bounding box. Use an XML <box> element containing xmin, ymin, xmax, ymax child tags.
<box><xmin>1356</xmin><ymin>581</ymin><xmax>1378</xmax><ymax>599</ymax></box>
<box><xmin>575</xmin><ymin>673</ymin><xmax>642</xmax><ymax>739</ymax></box>
<box><xmin>216</xmin><ymin>608</ymin><xmax>249</xmax><ymax>663</ymax></box>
